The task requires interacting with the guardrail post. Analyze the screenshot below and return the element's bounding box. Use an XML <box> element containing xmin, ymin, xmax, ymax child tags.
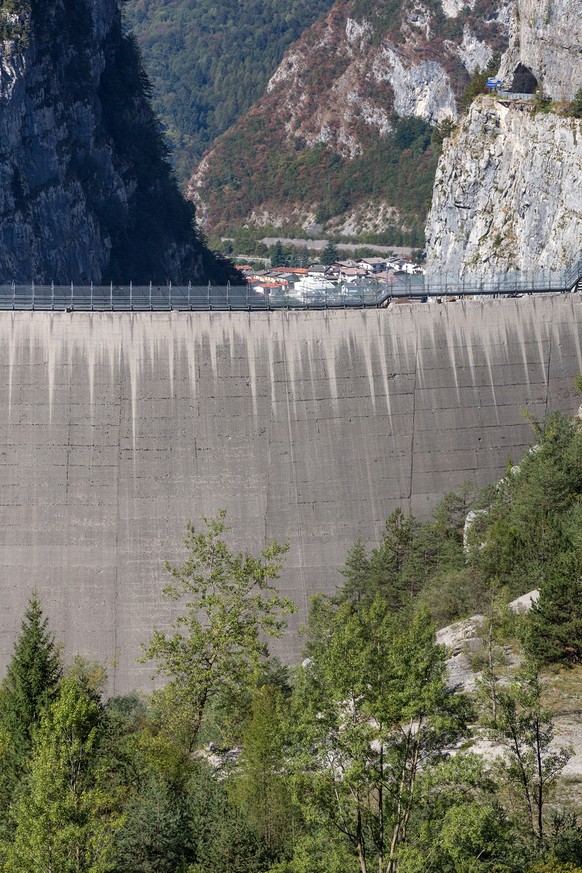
<box><xmin>226</xmin><ymin>281</ymin><xmax>230</xmax><ymax>309</ymax></box>
<box><xmin>110</xmin><ymin>281</ymin><xmax>113</xmax><ymax>310</ymax></box>
<box><xmin>31</xmin><ymin>280</ymin><xmax>35</xmax><ymax>310</ymax></box>
<box><xmin>149</xmin><ymin>281</ymin><xmax>152</xmax><ymax>310</ymax></box>
<box><xmin>188</xmin><ymin>281</ymin><xmax>191</xmax><ymax>310</ymax></box>
<box><xmin>130</xmin><ymin>280</ymin><xmax>133</xmax><ymax>310</ymax></box>
<box><xmin>90</xmin><ymin>281</ymin><xmax>93</xmax><ymax>311</ymax></box>
<box><xmin>11</xmin><ymin>281</ymin><xmax>15</xmax><ymax>310</ymax></box>
<box><xmin>71</xmin><ymin>281</ymin><xmax>74</xmax><ymax>309</ymax></box>
<box><xmin>51</xmin><ymin>281</ymin><xmax>54</xmax><ymax>310</ymax></box>
<box><xmin>169</xmin><ymin>281</ymin><xmax>172</xmax><ymax>309</ymax></box>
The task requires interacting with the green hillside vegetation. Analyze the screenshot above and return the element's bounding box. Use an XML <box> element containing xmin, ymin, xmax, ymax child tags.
<box><xmin>123</xmin><ymin>0</ymin><xmax>334</xmax><ymax>180</ymax></box>
<box><xmin>0</xmin><ymin>403</ymin><xmax>580</xmax><ymax>871</ymax></box>
<box><xmin>200</xmin><ymin>114</ymin><xmax>438</xmax><ymax>245</ymax></box>
<box><xmin>124</xmin><ymin>0</ymin><xmax>508</xmax><ymax>245</ymax></box>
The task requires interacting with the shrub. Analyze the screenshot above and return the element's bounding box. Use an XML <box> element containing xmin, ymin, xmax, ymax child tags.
<box><xmin>568</xmin><ymin>88</ymin><xmax>582</xmax><ymax>119</ymax></box>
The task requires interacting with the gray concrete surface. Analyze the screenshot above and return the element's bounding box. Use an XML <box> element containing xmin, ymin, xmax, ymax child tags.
<box><xmin>0</xmin><ymin>296</ymin><xmax>581</xmax><ymax>693</ymax></box>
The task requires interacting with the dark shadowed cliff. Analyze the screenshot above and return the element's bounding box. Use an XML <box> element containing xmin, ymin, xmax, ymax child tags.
<box><xmin>0</xmin><ymin>0</ymin><xmax>238</xmax><ymax>283</ymax></box>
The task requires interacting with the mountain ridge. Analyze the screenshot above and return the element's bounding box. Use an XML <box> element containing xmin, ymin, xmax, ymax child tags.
<box><xmin>187</xmin><ymin>0</ymin><xmax>510</xmax><ymax>243</ymax></box>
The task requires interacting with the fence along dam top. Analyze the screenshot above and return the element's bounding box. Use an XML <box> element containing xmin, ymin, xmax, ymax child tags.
<box><xmin>2</xmin><ymin>256</ymin><xmax>582</xmax><ymax>310</ymax></box>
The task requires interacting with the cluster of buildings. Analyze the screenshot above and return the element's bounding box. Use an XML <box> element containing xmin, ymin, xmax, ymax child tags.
<box><xmin>236</xmin><ymin>256</ymin><xmax>425</xmax><ymax>302</ymax></box>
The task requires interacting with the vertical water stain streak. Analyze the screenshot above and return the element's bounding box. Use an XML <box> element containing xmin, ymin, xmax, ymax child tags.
<box><xmin>0</xmin><ymin>299</ymin><xmax>580</xmax><ymax>692</ymax></box>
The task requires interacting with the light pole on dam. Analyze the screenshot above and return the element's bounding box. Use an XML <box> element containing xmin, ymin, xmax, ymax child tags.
<box><xmin>0</xmin><ymin>296</ymin><xmax>580</xmax><ymax>693</ymax></box>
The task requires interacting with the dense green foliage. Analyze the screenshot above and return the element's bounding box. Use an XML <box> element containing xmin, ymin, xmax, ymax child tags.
<box><xmin>141</xmin><ymin>510</ymin><xmax>295</xmax><ymax>751</ymax></box>
<box><xmin>5</xmin><ymin>672</ymin><xmax>117</xmax><ymax>873</ymax></box>
<box><xmin>200</xmin><ymin>114</ymin><xmax>436</xmax><ymax>243</ymax></box>
<box><xmin>0</xmin><ymin>407</ymin><xmax>580</xmax><ymax>871</ymax></box>
<box><xmin>0</xmin><ymin>594</ymin><xmax>62</xmax><ymax>760</ymax></box>
<box><xmin>568</xmin><ymin>88</ymin><xmax>582</xmax><ymax>119</ymax></box>
<box><xmin>124</xmin><ymin>0</ymin><xmax>334</xmax><ymax>179</ymax></box>
<box><xmin>472</xmin><ymin>412</ymin><xmax>582</xmax><ymax>664</ymax></box>
<box><xmin>0</xmin><ymin>594</ymin><xmax>62</xmax><ymax>847</ymax></box>
<box><xmin>332</xmin><ymin>410</ymin><xmax>582</xmax><ymax>664</ymax></box>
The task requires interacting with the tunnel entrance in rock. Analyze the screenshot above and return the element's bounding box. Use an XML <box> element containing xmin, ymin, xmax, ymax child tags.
<box><xmin>510</xmin><ymin>63</ymin><xmax>538</xmax><ymax>93</ymax></box>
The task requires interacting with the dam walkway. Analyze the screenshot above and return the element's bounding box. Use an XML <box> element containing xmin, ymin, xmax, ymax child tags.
<box><xmin>1</xmin><ymin>256</ymin><xmax>581</xmax><ymax>311</ymax></box>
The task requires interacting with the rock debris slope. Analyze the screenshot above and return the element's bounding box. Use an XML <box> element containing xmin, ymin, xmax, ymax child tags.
<box><xmin>0</xmin><ymin>0</ymin><xmax>236</xmax><ymax>284</ymax></box>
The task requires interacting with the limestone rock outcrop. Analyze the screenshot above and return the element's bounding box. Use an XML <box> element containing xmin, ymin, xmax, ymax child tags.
<box><xmin>0</xmin><ymin>0</ymin><xmax>236</xmax><ymax>283</ymax></box>
<box><xmin>498</xmin><ymin>0</ymin><xmax>582</xmax><ymax>100</ymax></box>
<box><xmin>425</xmin><ymin>0</ymin><xmax>582</xmax><ymax>277</ymax></box>
<box><xmin>425</xmin><ymin>101</ymin><xmax>582</xmax><ymax>276</ymax></box>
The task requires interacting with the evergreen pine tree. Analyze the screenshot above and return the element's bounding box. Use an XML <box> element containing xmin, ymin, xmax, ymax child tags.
<box><xmin>0</xmin><ymin>593</ymin><xmax>62</xmax><ymax>847</ymax></box>
<box><xmin>112</xmin><ymin>773</ymin><xmax>191</xmax><ymax>873</ymax></box>
<box><xmin>320</xmin><ymin>240</ymin><xmax>338</xmax><ymax>265</ymax></box>
<box><xmin>271</xmin><ymin>241</ymin><xmax>286</xmax><ymax>267</ymax></box>
<box><xmin>0</xmin><ymin>593</ymin><xmax>62</xmax><ymax>757</ymax></box>
<box><xmin>525</xmin><ymin>552</ymin><xmax>582</xmax><ymax>665</ymax></box>
<box><xmin>231</xmin><ymin>684</ymin><xmax>294</xmax><ymax>859</ymax></box>
<box><xmin>335</xmin><ymin>539</ymin><xmax>371</xmax><ymax>609</ymax></box>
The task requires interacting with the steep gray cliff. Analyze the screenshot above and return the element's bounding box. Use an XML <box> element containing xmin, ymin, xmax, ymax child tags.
<box><xmin>0</xmin><ymin>0</ymin><xmax>237</xmax><ymax>283</ymax></box>
<box><xmin>425</xmin><ymin>0</ymin><xmax>582</xmax><ymax>276</ymax></box>
<box><xmin>498</xmin><ymin>0</ymin><xmax>582</xmax><ymax>100</ymax></box>
<box><xmin>426</xmin><ymin>101</ymin><xmax>582</xmax><ymax>276</ymax></box>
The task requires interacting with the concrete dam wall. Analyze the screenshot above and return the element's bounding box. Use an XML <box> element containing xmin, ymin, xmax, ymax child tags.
<box><xmin>1</xmin><ymin>296</ymin><xmax>581</xmax><ymax>693</ymax></box>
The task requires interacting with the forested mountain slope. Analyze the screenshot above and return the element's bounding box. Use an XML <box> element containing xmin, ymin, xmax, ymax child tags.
<box><xmin>124</xmin><ymin>0</ymin><xmax>334</xmax><ymax>181</ymax></box>
<box><xmin>187</xmin><ymin>0</ymin><xmax>510</xmax><ymax>243</ymax></box>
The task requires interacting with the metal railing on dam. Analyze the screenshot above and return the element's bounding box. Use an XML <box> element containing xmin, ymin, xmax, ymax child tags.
<box><xmin>1</xmin><ymin>257</ymin><xmax>581</xmax><ymax>310</ymax></box>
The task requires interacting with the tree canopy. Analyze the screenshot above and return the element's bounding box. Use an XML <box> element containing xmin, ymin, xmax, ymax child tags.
<box><xmin>142</xmin><ymin>510</ymin><xmax>295</xmax><ymax>750</ymax></box>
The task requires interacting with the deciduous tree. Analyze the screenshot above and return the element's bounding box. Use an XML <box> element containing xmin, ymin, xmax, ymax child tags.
<box><xmin>479</xmin><ymin>664</ymin><xmax>571</xmax><ymax>846</ymax></box>
<box><xmin>5</xmin><ymin>672</ymin><xmax>120</xmax><ymax>873</ymax></box>
<box><xmin>142</xmin><ymin>510</ymin><xmax>295</xmax><ymax>751</ymax></box>
<box><xmin>291</xmin><ymin>598</ymin><xmax>468</xmax><ymax>873</ymax></box>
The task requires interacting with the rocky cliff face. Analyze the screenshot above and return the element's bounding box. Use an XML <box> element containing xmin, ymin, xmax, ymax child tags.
<box><xmin>0</xmin><ymin>0</ymin><xmax>236</xmax><ymax>283</ymax></box>
<box><xmin>425</xmin><ymin>0</ymin><xmax>582</xmax><ymax>277</ymax></box>
<box><xmin>188</xmin><ymin>0</ymin><xmax>510</xmax><ymax>238</ymax></box>
<box><xmin>498</xmin><ymin>0</ymin><xmax>582</xmax><ymax>100</ymax></box>
<box><xmin>426</xmin><ymin>101</ymin><xmax>582</xmax><ymax>276</ymax></box>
